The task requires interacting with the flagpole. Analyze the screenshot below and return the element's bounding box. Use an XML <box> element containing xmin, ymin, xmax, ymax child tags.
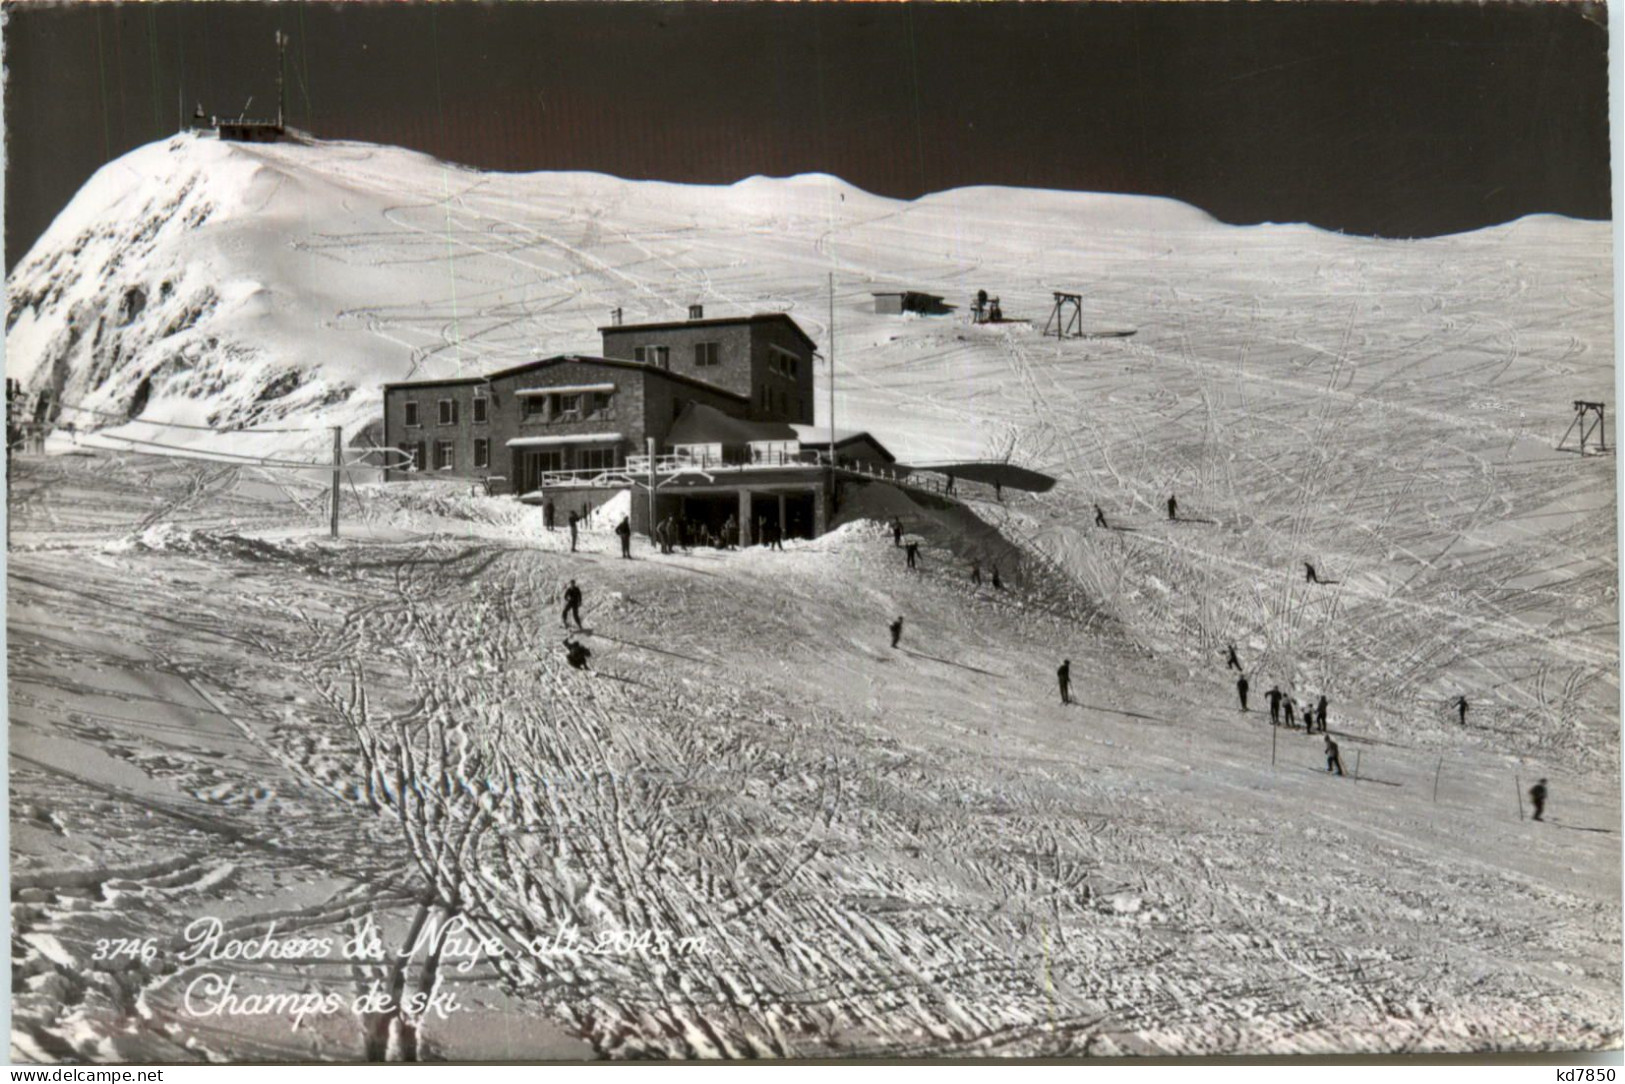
<box><xmin>828</xmin><ymin>271</ymin><xmax>835</xmax><ymax>460</ymax></box>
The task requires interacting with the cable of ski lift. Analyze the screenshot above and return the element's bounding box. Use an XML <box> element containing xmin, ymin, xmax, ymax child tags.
<box><xmin>47</xmin><ymin>397</ymin><xmax>322</xmax><ymax>434</ymax></box>
<box><xmin>73</xmin><ymin>431</ymin><xmax>396</xmax><ymax>471</ymax></box>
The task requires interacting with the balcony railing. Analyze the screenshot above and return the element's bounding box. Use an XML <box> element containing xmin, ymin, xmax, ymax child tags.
<box><xmin>516</xmin><ymin>449</ymin><xmax>985</xmax><ymax>503</ymax></box>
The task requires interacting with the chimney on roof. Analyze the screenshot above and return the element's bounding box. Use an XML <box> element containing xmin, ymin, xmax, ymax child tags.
<box><xmin>688</xmin><ymin>304</ymin><xmax>704</xmax><ymax>321</ymax></box>
<box><xmin>611</xmin><ymin>307</ymin><xmax>623</xmax><ymax>327</ymax></box>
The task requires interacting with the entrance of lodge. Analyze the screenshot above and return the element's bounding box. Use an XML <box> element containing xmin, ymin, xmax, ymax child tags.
<box><xmin>748</xmin><ymin>491</ymin><xmax>815</xmax><ymax>544</ymax></box>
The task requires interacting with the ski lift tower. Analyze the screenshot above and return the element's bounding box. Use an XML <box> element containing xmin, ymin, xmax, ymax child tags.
<box><xmin>1557</xmin><ymin>400</ymin><xmax>1609</xmax><ymax>455</ymax></box>
<box><xmin>1043</xmin><ymin>292</ymin><xmax>1084</xmax><ymax>339</ymax></box>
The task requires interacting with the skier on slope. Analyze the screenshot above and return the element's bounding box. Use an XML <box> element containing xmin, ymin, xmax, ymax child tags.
<box><xmin>889</xmin><ymin>616</ymin><xmax>905</xmax><ymax>649</ymax></box>
<box><xmin>1095</xmin><ymin>504</ymin><xmax>1109</xmax><ymax>529</ymax></box>
<box><xmin>1455</xmin><ymin>695</ymin><xmax>1469</xmax><ymax>726</ymax></box>
<box><xmin>1316</xmin><ymin>694</ymin><xmax>1329</xmax><ymax>734</ymax></box>
<box><xmin>1324</xmin><ymin>735</ymin><xmax>1345</xmax><ymax>776</ymax></box>
<box><xmin>563</xmin><ymin>636</ymin><xmax>592</xmax><ymax>672</ymax></box>
<box><xmin>905</xmin><ymin>541</ymin><xmax>921</xmax><ymax>570</ymax></box>
<box><xmin>892</xmin><ymin>518</ymin><xmax>904</xmax><ymax>548</ymax></box>
<box><xmin>1305</xmin><ymin>562</ymin><xmax>1321</xmax><ymax>584</ymax></box>
<box><xmin>1529</xmin><ymin>778</ymin><xmax>1548</xmax><ymax>822</ymax></box>
<box><xmin>1236</xmin><ymin>674</ymin><xmax>1249</xmax><ymax>712</ymax></box>
<box><xmin>1167</xmin><ymin>495</ymin><xmax>1178</xmax><ymax>521</ymax></box>
<box><xmin>1266</xmin><ymin>685</ymin><xmax>1284</xmax><ymax>726</ymax></box>
<box><xmin>1058</xmin><ymin>659</ymin><xmax>1072</xmax><ymax>705</ymax></box>
<box><xmin>562</xmin><ymin>578</ymin><xmax>585</xmax><ymax>630</ymax></box>
<box><xmin>1226</xmin><ymin>643</ymin><xmax>1243</xmax><ymax>671</ymax></box>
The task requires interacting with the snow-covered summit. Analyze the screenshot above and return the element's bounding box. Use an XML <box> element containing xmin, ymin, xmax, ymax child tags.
<box><xmin>0</xmin><ymin>133</ymin><xmax>1258</xmax><ymax>457</ymax></box>
<box><xmin>5</xmin><ymin>131</ymin><xmax>1610</xmax><ymax>467</ymax></box>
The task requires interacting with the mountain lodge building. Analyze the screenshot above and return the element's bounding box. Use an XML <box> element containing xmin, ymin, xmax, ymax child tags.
<box><xmin>383</xmin><ymin>309</ymin><xmax>917</xmax><ymax>543</ymax></box>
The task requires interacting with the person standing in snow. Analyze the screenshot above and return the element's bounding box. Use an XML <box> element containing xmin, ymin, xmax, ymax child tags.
<box><xmin>892</xmin><ymin>518</ymin><xmax>905</xmax><ymax>547</ymax></box>
<box><xmin>1305</xmin><ymin>562</ymin><xmax>1321</xmax><ymax>584</ymax></box>
<box><xmin>971</xmin><ymin>558</ymin><xmax>982</xmax><ymax>585</ymax></box>
<box><xmin>562</xmin><ymin>579</ymin><xmax>585</xmax><ymax>631</ymax></box>
<box><xmin>995</xmin><ymin>480</ymin><xmax>1003</xmax><ymax>502</ymax></box>
<box><xmin>1094</xmin><ymin>504</ymin><xmax>1108</xmax><ymax>529</ymax></box>
<box><xmin>544</xmin><ymin>499</ymin><xmax>556</xmax><ymax>532</ymax></box>
<box><xmin>1167</xmin><ymin>495</ymin><xmax>1178</xmax><ymax>521</ymax></box>
<box><xmin>1236</xmin><ymin>674</ymin><xmax>1249</xmax><ymax>712</ymax></box>
<box><xmin>1455</xmin><ymin>695</ymin><xmax>1469</xmax><ymax>726</ymax></box>
<box><xmin>1226</xmin><ymin>643</ymin><xmax>1243</xmax><ymax>671</ymax></box>
<box><xmin>615</xmin><ymin>515</ymin><xmax>632</xmax><ymax>559</ymax></box>
<box><xmin>770</xmin><ymin>521</ymin><xmax>785</xmax><ymax>551</ymax></box>
<box><xmin>1316</xmin><ymin>695</ymin><xmax>1329</xmax><ymax>734</ymax></box>
<box><xmin>905</xmin><ymin>541</ymin><xmax>920</xmax><ymax>570</ymax></box>
<box><xmin>1283</xmin><ymin>697</ymin><xmax>1296</xmax><ymax>728</ymax></box>
<box><xmin>991</xmin><ymin>564</ymin><xmax>1004</xmax><ymax>590</ymax></box>
<box><xmin>1266</xmin><ymin>685</ymin><xmax>1284</xmax><ymax>726</ymax></box>
<box><xmin>1058</xmin><ymin>659</ymin><xmax>1072</xmax><ymax>705</ymax></box>
<box><xmin>1529</xmin><ymin>778</ymin><xmax>1548</xmax><ymax>822</ymax></box>
<box><xmin>889</xmin><ymin>616</ymin><xmax>904</xmax><ymax>649</ymax></box>
<box><xmin>563</xmin><ymin>636</ymin><xmax>592</xmax><ymax>672</ymax></box>
<box><xmin>567</xmin><ymin>510</ymin><xmax>580</xmax><ymax>553</ymax></box>
<box><xmin>1324</xmin><ymin>735</ymin><xmax>1345</xmax><ymax>776</ymax></box>
<box><xmin>723</xmin><ymin>513</ymin><xmax>738</xmax><ymax>549</ymax></box>
<box><xmin>945</xmin><ymin>472</ymin><xmax>956</xmax><ymax>495</ymax></box>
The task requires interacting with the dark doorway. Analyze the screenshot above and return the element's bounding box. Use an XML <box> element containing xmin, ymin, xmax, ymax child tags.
<box><xmin>749</xmin><ymin>491</ymin><xmax>815</xmax><ymax>542</ymax></box>
<box><xmin>513</xmin><ymin>448</ymin><xmax>564</xmax><ymax>494</ymax></box>
<box><xmin>680</xmin><ymin>494</ymin><xmax>739</xmax><ymax>546</ymax></box>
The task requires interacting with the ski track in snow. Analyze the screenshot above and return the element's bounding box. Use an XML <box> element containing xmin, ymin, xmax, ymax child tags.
<box><xmin>4</xmin><ymin>136</ymin><xmax>1618</xmax><ymax>1060</ymax></box>
<box><xmin>7</xmin><ymin>455</ymin><xmax>1620</xmax><ymax>1060</ymax></box>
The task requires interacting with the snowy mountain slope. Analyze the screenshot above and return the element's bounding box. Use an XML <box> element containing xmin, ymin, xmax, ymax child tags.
<box><xmin>6</xmin><ymin>461</ymin><xmax>1619</xmax><ymax>1060</ymax></box>
<box><xmin>4</xmin><ymin>132</ymin><xmax>1618</xmax><ymax>1059</ymax></box>
<box><xmin>7</xmin><ymin>131</ymin><xmax>1617</xmax><ymax>768</ymax></box>
<box><xmin>3</xmin><ymin>132</ymin><xmax>1295</xmax><ymax>454</ymax></box>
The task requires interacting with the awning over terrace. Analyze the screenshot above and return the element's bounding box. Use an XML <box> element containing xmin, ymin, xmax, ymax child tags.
<box><xmin>514</xmin><ymin>384</ymin><xmax>617</xmax><ymax>397</ymax></box>
<box><xmin>506</xmin><ymin>433</ymin><xmax>624</xmax><ymax>448</ymax></box>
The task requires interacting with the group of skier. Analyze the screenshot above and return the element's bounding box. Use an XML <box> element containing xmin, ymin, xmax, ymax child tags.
<box><xmin>893</xmin><ymin>517</ymin><xmax>1006</xmax><ymax>589</ymax></box>
<box><xmin>1224</xmin><ymin>647</ymin><xmax>1332</xmax><ymax>736</ymax></box>
<box><xmin>655</xmin><ymin>513</ymin><xmax>742</xmax><ymax>554</ymax></box>
<box><xmin>549</xmin><ymin>494</ymin><xmax>1555</xmax><ymax>822</ymax></box>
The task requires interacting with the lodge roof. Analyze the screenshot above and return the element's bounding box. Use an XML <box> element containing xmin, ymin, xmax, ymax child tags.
<box><xmin>790</xmin><ymin>424</ymin><xmax>897</xmax><ymax>463</ymax></box>
<box><xmin>598</xmin><ymin>312</ymin><xmax>818</xmax><ymax>353</ymax></box>
<box><xmin>386</xmin><ymin>355</ymin><xmax>750</xmax><ymax>402</ymax></box>
<box><xmin>669</xmin><ymin>402</ymin><xmax>798</xmax><ymax>445</ymax></box>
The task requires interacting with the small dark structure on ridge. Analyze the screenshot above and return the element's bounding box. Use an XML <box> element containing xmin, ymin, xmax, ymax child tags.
<box><xmin>873</xmin><ymin>291</ymin><xmax>949</xmax><ymax>316</ymax></box>
<box><xmin>192</xmin><ymin>32</ymin><xmax>290</xmax><ymax>143</ymax></box>
<box><xmin>1043</xmin><ymin>292</ymin><xmax>1085</xmax><ymax>339</ymax></box>
<box><xmin>1557</xmin><ymin>400</ymin><xmax>1609</xmax><ymax>456</ymax></box>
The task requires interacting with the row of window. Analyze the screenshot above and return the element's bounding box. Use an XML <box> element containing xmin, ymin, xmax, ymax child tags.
<box><xmin>403</xmin><ymin>397</ymin><xmax>488</xmax><ymax>427</ymax></box>
<box><xmin>759</xmin><ymin>387</ymin><xmax>800</xmax><ymax>416</ymax></box>
<box><xmin>633</xmin><ymin>343</ymin><xmax>723</xmax><ymax>369</ymax></box>
<box><xmin>522</xmin><ymin>390</ymin><xmax>613</xmax><ymax>422</ymax></box>
<box><xmin>402</xmin><ymin>439</ymin><xmax>491</xmax><ymax>472</ymax></box>
<box><xmin>770</xmin><ymin>349</ymin><xmax>800</xmax><ymax>378</ymax></box>
<box><xmin>520</xmin><ymin>447</ymin><xmax>621</xmax><ymax>473</ymax></box>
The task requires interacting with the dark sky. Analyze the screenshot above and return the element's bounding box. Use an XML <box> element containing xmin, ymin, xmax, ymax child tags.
<box><xmin>4</xmin><ymin>1</ymin><xmax>1613</xmax><ymax>269</ymax></box>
